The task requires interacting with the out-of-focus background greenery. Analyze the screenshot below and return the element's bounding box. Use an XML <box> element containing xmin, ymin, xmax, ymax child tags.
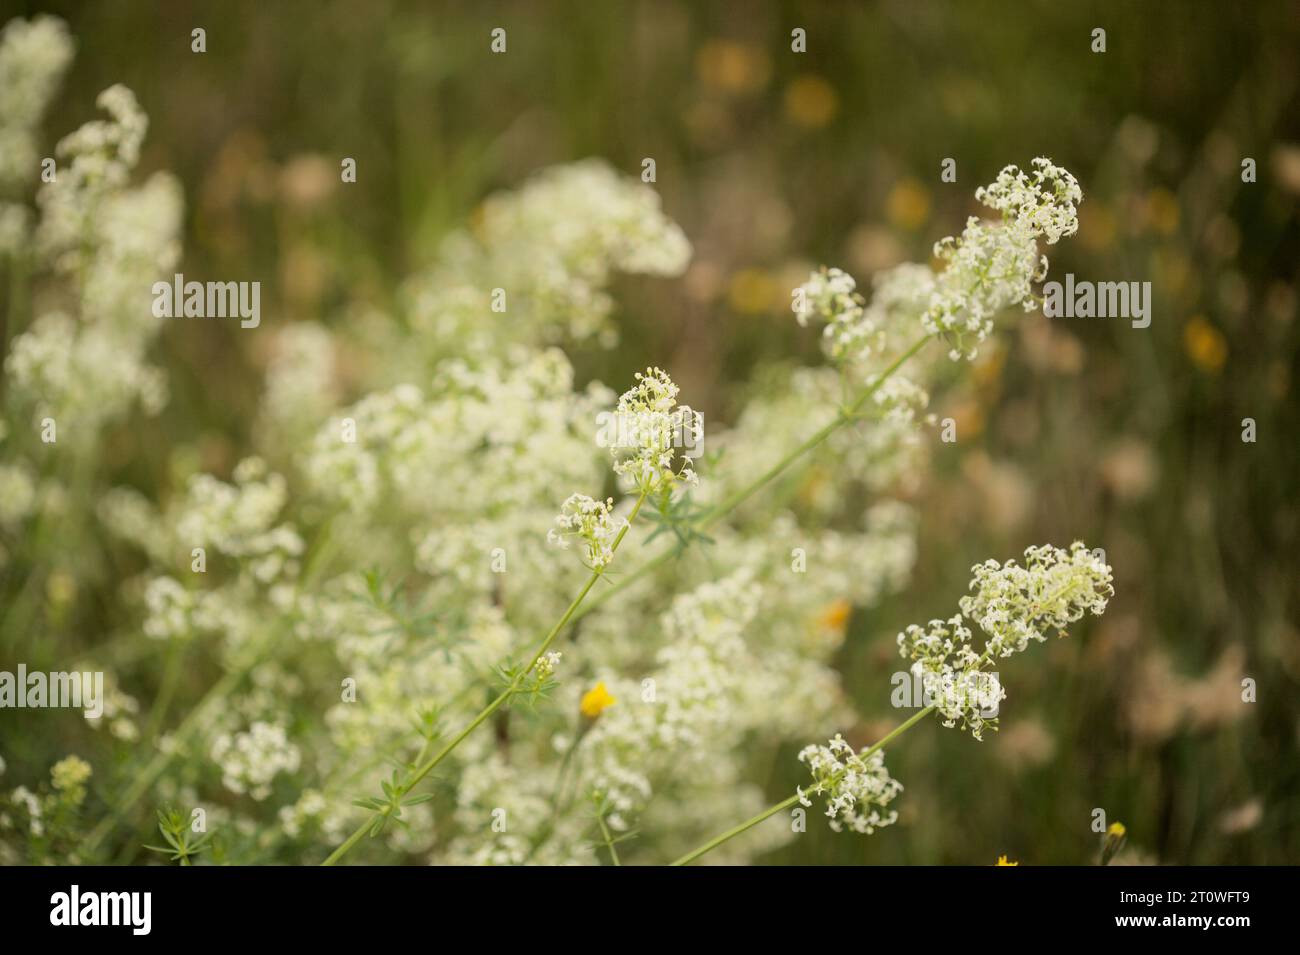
<box><xmin>8</xmin><ymin>0</ymin><xmax>1298</xmax><ymax>863</ymax></box>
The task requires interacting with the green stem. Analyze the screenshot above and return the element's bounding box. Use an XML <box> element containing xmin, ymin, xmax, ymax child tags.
<box><xmin>145</xmin><ymin>638</ymin><xmax>186</xmax><ymax>740</ymax></box>
<box><xmin>698</xmin><ymin>335</ymin><xmax>932</xmax><ymax>526</ymax></box>
<box><xmin>596</xmin><ymin>810</ymin><xmax>621</xmax><ymax>866</ymax></box>
<box><xmin>670</xmin><ymin>704</ymin><xmax>937</xmax><ymax>866</ymax></box>
<box><xmin>84</xmin><ymin>660</ymin><xmax>255</xmax><ymax>856</ymax></box>
<box><xmin>320</xmin><ymin>488</ymin><xmax>651</xmax><ymax>865</ymax></box>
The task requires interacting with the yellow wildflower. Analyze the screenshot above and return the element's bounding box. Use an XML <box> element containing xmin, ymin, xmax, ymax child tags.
<box><xmin>580</xmin><ymin>681</ymin><xmax>616</xmax><ymax>719</ymax></box>
<box><xmin>818</xmin><ymin>599</ymin><xmax>853</xmax><ymax>634</ymax></box>
<box><xmin>887</xmin><ymin>177</ymin><xmax>931</xmax><ymax>231</ymax></box>
<box><xmin>1184</xmin><ymin>316</ymin><xmax>1227</xmax><ymax>373</ymax></box>
<box><xmin>784</xmin><ymin>75</ymin><xmax>838</xmax><ymax>128</ymax></box>
<box><xmin>727</xmin><ymin>268</ymin><xmax>779</xmax><ymax>314</ymax></box>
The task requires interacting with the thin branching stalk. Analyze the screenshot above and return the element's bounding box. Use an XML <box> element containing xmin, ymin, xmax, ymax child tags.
<box><xmin>671</xmin><ymin>705</ymin><xmax>936</xmax><ymax>866</ymax></box>
<box><xmin>321</xmin><ymin>488</ymin><xmax>652</xmax><ymax>865</ymax></box>
<box><xmin>674</xmin><ymin>575</ymin><xmax>1093</xmax><ymax>865</ymax></box>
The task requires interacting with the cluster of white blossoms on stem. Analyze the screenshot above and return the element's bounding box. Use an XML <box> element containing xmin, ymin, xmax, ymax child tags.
<box><xmin>2</xmin><ymin>28</ymin><xmax>181</xmax><ymax>444</ymax></box>
<box><xmin>959</xmin><ymin>541</ymin><xmax>1114</xmax><ymax>658</ymax></box>
<box><xmin>547</xmin><ymin>494</ymin><xmax>626</xmax><ymax>570</ymax></box>
<box><xmin>800</xmin><ymin>541</ymin><xmax>1111</xmax><ymax>845</ymax></box>
<box><xmin>925</xmin><ymin>158</ymin><xmax>1082</xmax><ymax>360</ymax></box>
<box><xmin>609</xmin><ymin>366</ymin><xmax>699</xmax><ymax>495</ymax></box>
<box><xmin>898</xmin><ymin>541</ymin><xmax>1113</xmax><ymax>740</ymax></box>
<box><xmin>792</xmin><ymin>160</ymin><xmax>1080</xmax><ymax>368</ymax></box>
<box><xmin>898</xmin><ymin>614</ymin><xmax>1006</xmax><ymax>740</ymax></box>
<box><xmin>975</xmin><ymin>158</ymin><xmax>1085</xmax><ymax>245</ymax></box>
<box><xmin>797</xmin><ymin>734</ymin><xmax>902</xmax><ymax>834</ymax></box>
<box><xmin>37</xmin><ymin>84</ymin><xmax>150</xmax><ymax>269</ymax></box>
<box><xmin>534</xmin><ymin>651</ymin><xmax>563</xmax><ymax>681</ymax></box>
<box><xmin>795</xmin><ymin>267</ymin><xmax>878</xmax><ymax>363</ymax></box>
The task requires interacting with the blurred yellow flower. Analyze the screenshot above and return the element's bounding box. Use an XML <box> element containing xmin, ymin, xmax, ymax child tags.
<box><xmin>1102</xmin><ymin>820</ymin><xmax>1128</xmax><ymax>865</ymax></box>
<box><xmin>995</xmin><ymin>855</ymin><xmax>1019</xmax><ymax>866</ymax></box>
<box><xmin>696</xmin><ymin>40</ymin><xmax>770</xmax><ymax>94</ymax></box>
<box><xmin>947</xmin><ymin>398</ymin><xmax>986</xmax><ymax>441</ymax></box>
<box><xmin>1145</xmin><ymin>188</ymin><xmax>1181</xmax><ymax>235</ymax></box>
<box><xmin>1183</xmin><ymin>315</ymin><xmax>1227</xmax><ymax>373</ymax></box>
<box><xmin>1078</xmin><ymin>202</ymin><xmax>1117</xmax><ymax>253</ymax></box>
<box><xmin>727</xmin><ymin>268</ymin><xmax>780</xmax><ymax>314</ymax></box>
<box><xmin>784</xmin><ymin>75</ymin><xmax>838</xmax><ymax>128</ymax></box>
<box><xmin>818</xmin><ymin>598</ymin><xmax>853</xmax><ymax>634</ymax></box>
<box><xmin>887</xmin><ymin>177</ymin><xmax>930</xmax><ymax>231</ymax></box>
<box><xmin>1152</xmin><ymin>248</ymin><xmax>1192</xmax><ymax>300</ymax></box>
<box><xmin>580</xmin><ymin>681</ymin><xmax>616</xmax><ymax>719</ymax></box>
<box><xmin>971</xmin><ymin>346</ymin><xmax>1006</xmax><ymax>390</ymax></box>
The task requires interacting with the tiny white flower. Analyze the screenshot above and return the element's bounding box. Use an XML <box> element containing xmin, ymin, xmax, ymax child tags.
<box><xmin>548</xmin><ymin>494</ymin><xmax>626</xmax><ymax>570</ymax></box>
<box><xmin>797</xmin><ymin>734</ymin><xmax>902</xmax><ymax>834</ymax></box>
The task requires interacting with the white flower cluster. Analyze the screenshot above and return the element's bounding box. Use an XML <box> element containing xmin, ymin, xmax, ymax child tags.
<box><xmin>81</xmin><ymin>672</ymin><xmax>141</xmax><ymax>742</ymax></box>
<box><xmin>0</xmin><ymin>460</ymin><xmax>37</xmax><ymax>530</ymax></box>
<box><xmin>477</xmin><ymin>160</ymin><xmax>692</xmax><ymax>341</ymax></box>
<box><xmin>795</xmin><ymin>267</ymin><xmax>879</xmax><ymax>363</ymax></box>
<box><xmin>142</xmin><ymin>576</ymin><xmax>213</xmax><ymax>641</ymax></box>
<box><xmin>864</xmin><ymin>262</ymin><xmax>941</xmax><ymax>358</ymax></box>
<box><xmin>403</xmin><ymin>159</ymin><xmax>690</xmax><ymax>356</ymax></box>
<box><xmin>709</xmin><ymin>365</ymin><xmax>929</xmax><ymax>517</ymax></box>
<box><xmin>534</xmin><ymin>651</ymin><xmax>562</xmax><ymax>680</ymax></box>
<box><xmin>0</xmin><ymin>15</ymin><xmax>72</xmax><ymax>191</ymax></box>
<box><xmin>210</xmin><ymin>721</ymin><xmax>302</xmax><ymax>801</ymax></box>
<box><xmin>925</xmin><ymin>158</ymin><xmax>1082</xmax><ymax>360</ymax></box>
<box><xmin>871</xmin><ymin>375</ymin><xmax>932</xmax><ymax>427</ymax></box>
<box><xmin>959</xmin><ymin>541</ymin><xmax>1114</xmax><ymax>658</ymax></box>
<box><xmin>797</xmin><ymin>734</ymin><xmax>902</xmax><ymax>834</ymax></box>
<box><xmin>37</xmin><ymin>84</ymin><xmax>150</xmax><ymax>270</ymax></box>
<box><xmin>897</xmin><ymin>541</ymin><xmax>1113</xmax><ymax>740</ymax></box>
<box><xmin>277</xmin><ymin>789</ymin><xmax>348</xmax><ymax>843</ymax></box>
<box><xmin>975</xmin><ymin>158</ymin><xmax>1084</xmax><ymax>245</ymax></box>
<box><xmin>3</xmin><ymin>46</ymin><xmax>181</xmax><ymax>444</ymax></box>
<box><xmin>306</xmin><ymin>348</ymin><xmax>607</xmax><ymax>523</ymax></box>
<box><xmin>547</xmin><ymin>494</ymin><xmax>625</xmax><ymax>570</ymax></box>
<box><xmin>256</xmin><ymin>323</ymin><xmax>339</xmax><ymax>450</ymax></box>
<box><xmin>792</xmin><ymin>161</ymin><xmax>1080</xmax><ymax>366</ymax></box>
<box><xmin>898</xmin><ymin>614</ymin><xmax>1005</xmax><ymax>740</ymax></box>
<box><xmin>578</xmin><ymin>570</ymin><xmax>764</xmax><ymax>831</ymax></box>
<box><xmin>609</xmin><ymin>366</ymin><xmax>699</xmax><ymax>495</ymax></box>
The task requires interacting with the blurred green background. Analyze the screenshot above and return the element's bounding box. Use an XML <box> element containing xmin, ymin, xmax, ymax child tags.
<box><xmin>7</xmin><ymin>0</ymin><xmax>1299</xmax><ymax>863</ymax></box>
